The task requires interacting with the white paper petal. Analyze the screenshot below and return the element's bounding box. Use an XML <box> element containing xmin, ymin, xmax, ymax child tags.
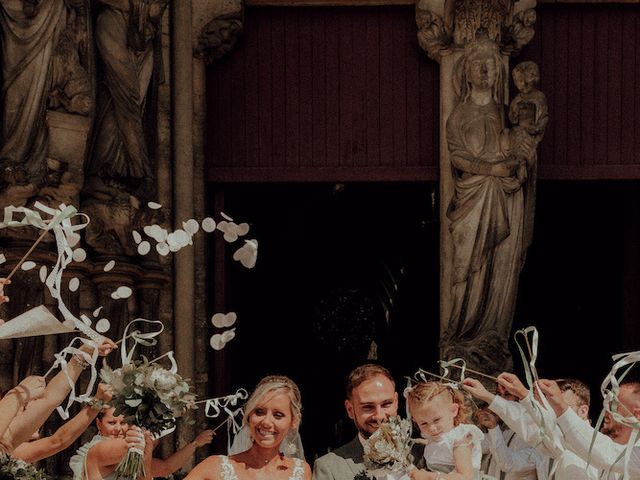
<box><xmin>221</xmin><ymin>328</ymin><xmax>236</xmax><ymax>342</ymax></box>
<box><xmin>115</xmin><ymin>286</ymin><xmax>132</xmax><ymax>299</ymax></box>
<box><xmin>132</xmin><ymin>230</ymin><xmax>142</xmax><ymax>244</ymax></box>
<box><xmin>68</xmin><ymin>277</ymin><xmax>80</xmax><ymax>292</ymax></box>
<box><xmin>0</xmin><ymin>254</ymin><xmax>6</xmax><ymax>265</ymax></box>
<box><xmin>156</xmin><ymin>242</ymin><xmax>170</xmax><ymax>256</ymax></box>
<box><xmin>168</xmin><ymin>243</ymin><xmax>181</xmax><ymax>253</ymax></box>
<box><xmin>104</xmin><ymin>260</ymin><xmax>115</xmax><ymax>272</ymax></box>
<box><xmin>211</xmin><ymin>312</ymin><xmax>237</xmax><ymax>328</ymax></box>
<box><xmin>96</xmin><ymin>318</ymin><xmax>111</xmax><ymax>333</ymax></box>
<box><xmin>72</xmin><ymin>248</ymin><xmax>87</xmax><ymax>263</ymax></box>
<box><xmin>80</xmin><ymin>314</ymin><xmax>92</xmax><ymax>326</ymax></box>
<box><xmin>66</xmin><ymin>232</ymin><xmax>81</xmax><ymax>248</ymax></box>
<box><xmin>233</xmin><ymin>239</ymin><xmax>258</xmax><ymax>269</ymax></box>
<box><xmin>183</xmin><ymin>219</ymin><xmax>200</xmax><ymax>235</ymax></box>
<box><xmin>210</xmin><ymin>334</ymin><xmax>226</xmax><ymax>350</ymax></box>
<box><xmin>137</xmin><ymin>241</ymin><xmax>151</xmax><ymax>255</ymax></box>
<box><xmin>148</xmin><ymin>202</ymin><xmax>162</xmax><ymax>210</ymax></box>
<box><xmin>93</xmin><ymin>306</ymin><xmax>103</xmax><ymax>317</ymax></box>
<box><xmin>174</xmin><ymin>229</ymin><xmax>190</xmax><ymax>247</ymax></box>
<box><xmin>147</xmin><ymin>225</ymin><xmax>168</xmax><ymax>243</ymax></box>
<box><xmin>236</xmin><ymin>223</ymin><xmax>250</xmax><ymax>236</ymax></box>
<box><xmin>110</xmin><ymin>291</ymin><xmax>121</xmax><ymax>300</ymax></box>
<box><xmin>201</xmin><ymin>217</ymin><xmax>216</xmax><ymax>233</ymax></box>
<box><xmin>220</xmin><ymin>211</ymin><xmax>234</xmax><ymax>221</ymax></box>
<box><xmin>21</xmin><ymin>261</ymin><xmax>36</xmax><ymax>271</ymax></box>
<box><xmin>166</xmin><ymin>232</ymin><xmax>177</xmax><ymax>247</ymax></box>
<box><xmin>39</xmin><ymin>265</ymin><xmax>47</xmax><ymax>283</ymax></box>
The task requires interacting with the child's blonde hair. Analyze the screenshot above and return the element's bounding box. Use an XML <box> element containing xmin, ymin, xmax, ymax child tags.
<box><xmin>406</xmin><ymin>381</ymin><xmax>470</xmax><ymax>426</ymax></box>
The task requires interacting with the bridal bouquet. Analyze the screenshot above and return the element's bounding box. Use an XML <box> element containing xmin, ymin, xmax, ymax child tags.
<box><xmin>363</xmin><ymin>416</ymin><xmax>415</xmax><ymax>478</ymax></box>
<box><xmin>100</xmin><ymin>358</ymin><xmax>196</xmax><ymax>478</ymax></box>
<box><xmin>0</xmin><ymin>453</ymin><xmax>47</xmax><ymax>480</ymax></box>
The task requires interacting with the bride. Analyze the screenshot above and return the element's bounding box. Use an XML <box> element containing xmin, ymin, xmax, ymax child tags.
<box><xmin>185</xmin><ymin>375</ymin><xmax>311</xmax><ymax>480</ymax></box>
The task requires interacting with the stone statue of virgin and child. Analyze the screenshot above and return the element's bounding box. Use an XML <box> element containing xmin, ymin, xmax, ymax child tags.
<box><xmin>442</xmin><ymin>36</ymin><xmax>547</xmax><ymax>372</ymax></box>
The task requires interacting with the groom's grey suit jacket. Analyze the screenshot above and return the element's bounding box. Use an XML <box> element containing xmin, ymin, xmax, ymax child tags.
<box><xmin>313</xmin><ymin>436</ymin><xmax>425</xmax><ymax>480</ymax></box>
<box><xmin>313</xmin><ymin>436</ymin><xmax>368</xmax><ymax>480</ymax></box>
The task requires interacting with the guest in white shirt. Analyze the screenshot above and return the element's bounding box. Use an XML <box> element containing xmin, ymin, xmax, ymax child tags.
<box><xmin>538</xmin><ymin>379</ymin><xmax>640</xmax><ymax>477</ymax></box>
<box><xmin>463</xmin><ymin>375</ymin><xmax>599</xmax><ymax>480</ymax></box>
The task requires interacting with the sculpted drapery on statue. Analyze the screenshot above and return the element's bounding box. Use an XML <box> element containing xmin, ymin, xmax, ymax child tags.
<box><xmin>0</xmin><ymin>0</ymin><xmax>66</xmax><ymax>186</ymax></box>
<box><xmin>416</xmin><ymin>0</ymin><xmax>545</xmax><ymax>374</ymax></box>
<box><xmin>86</xmin><ymin>0</ymin><xmax>167</xmax><ymax>202</ymax></box>
<box><xmin>0</xmin><ymin>0</ymin><xmax>92</xmax><ymax>212</ymax></box>
<box><xmin>442</xmin><ymin>38</ymin><xmax>528</xmax><ymax>369</ymax></box>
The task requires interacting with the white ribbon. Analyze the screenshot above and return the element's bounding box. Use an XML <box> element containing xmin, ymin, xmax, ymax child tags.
<box><xmin>120</xmin><ymin>318</ymin><xmax>165</xmax><ymax>367</ymax></box>
<box><xmin>513</xmin><ymin>327</ymin><xmax>564</xmax><ymax>470</ymax></box>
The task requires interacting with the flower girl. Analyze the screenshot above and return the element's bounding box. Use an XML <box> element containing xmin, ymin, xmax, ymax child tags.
<box><xmin>406</xmin><ymin>382</ymin><xmax>483</xmax><ymax>480</ymax></box>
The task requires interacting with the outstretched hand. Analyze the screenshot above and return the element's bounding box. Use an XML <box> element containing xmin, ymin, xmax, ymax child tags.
<box><xmin>95</xmin><ymin>383</ymin><xmax>113</xmax><ymax>403</ymax></box>
<box><xmin>80</xmin><ymin>337</ymin><xmax>117</xmax><ymax>357</ymax></box>
<box><xmin>462</xmin><ymin>378</ymin><xmax>495</xmax><ymax>404</ymax></box>
<box><xmin>193</xmin><ymin>429</ymin><xmax>214</xmax><ymax>448</ymax></box>
<box><xmin>497</xmin><ymin>373</ymin><xmax>529</xmax><ymax>400</ymax></box>
<box><xmin>536</xmin><ymin>379</ymin><xmax>567</xmax><ymax>417</ymax></box>
<box><xmin>125</xmin><ymin>426</ymin><xmax>146</xmax><ymax>451</ymax></box>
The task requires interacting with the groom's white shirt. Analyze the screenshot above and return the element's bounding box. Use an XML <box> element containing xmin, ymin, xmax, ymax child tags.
<box><xmin>489</xmin><ymin>394</ymin><xmax>600</xmax><ymax>480</ymax></box>
<box><xmin>556</xmin><ymin>406</ymin><xmax>640</xmax><ymax>477</ymax></box>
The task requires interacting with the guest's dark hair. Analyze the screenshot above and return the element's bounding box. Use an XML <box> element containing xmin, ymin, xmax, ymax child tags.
<box><xmin>557</xmin><ymin>379</ymin><xmax>590</xmax><ymax>407</ymax></box>
<box><xmin>346</xmin><ymin>364</ymin><xmax>394</xmax><ymax>399</ymax></box>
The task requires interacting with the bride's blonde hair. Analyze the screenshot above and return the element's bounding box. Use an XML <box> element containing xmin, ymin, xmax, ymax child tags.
<box><xmin>243</xmin><ymin>375</ymin><xmax>303</xmax><ymax>428</ymax></box>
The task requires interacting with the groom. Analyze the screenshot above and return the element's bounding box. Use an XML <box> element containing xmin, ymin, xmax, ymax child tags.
<box><xmin>314</xmin><ymin>364</ymin><xmax>421</xmax><ymax>480</ymax></box>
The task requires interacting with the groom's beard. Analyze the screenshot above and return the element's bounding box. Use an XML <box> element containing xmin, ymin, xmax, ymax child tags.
<box><xmin>355</xmin><ymin>418</ymin><xmax>384</xmax><ymax>439</ymax></box>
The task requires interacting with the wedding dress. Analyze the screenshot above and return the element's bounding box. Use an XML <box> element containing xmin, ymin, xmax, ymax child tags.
<box><xmin>219</xmin><ymin>455</ymin><xmax>305</xmax><ymax>480</ymax></box>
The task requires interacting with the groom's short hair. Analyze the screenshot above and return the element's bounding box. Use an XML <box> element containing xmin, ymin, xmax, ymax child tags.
<box><xmin>346</xmin><ymin>364</ymin><xmax>395</xmax><ymax>399</ymax></box>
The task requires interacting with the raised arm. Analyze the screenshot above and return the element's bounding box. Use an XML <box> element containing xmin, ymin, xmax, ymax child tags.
<box><xmin>0</xmin><ymin>376</ymin><xmax>45</xmax><ymax>441</ymax></box>
<box><xmin>1</xmin><ymin>337</ymin><xmax>116</xmax><ymax>451</ymax></box>
<box><xmin>151</xmin><ymin>429</ymin><xmax>214</xmax><ymax>477</ymax></box>
<box><xmin>539</xmin><ymin>380</ymin><xmax>640</xmax><ymax>476</ymax></box>
<box><xmin>12</xmin><ymin>383</ymin><xmax>113</xmax><ymax>463</ymax></box>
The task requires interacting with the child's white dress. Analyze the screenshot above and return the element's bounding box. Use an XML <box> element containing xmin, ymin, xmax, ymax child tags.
<box><xmin>422</xmin><ymin>424</ymin><xmax>484</xmax><ymax>478</ymax></box>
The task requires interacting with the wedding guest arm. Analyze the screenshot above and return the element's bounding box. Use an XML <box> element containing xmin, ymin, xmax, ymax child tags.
<box><xmin>463</xmin><ymin>377</ymin><xmax>554</xmax><ymax>455</ymax></box>
<box><xmin>477</xmin><ymin>409</ymin><xmax>537</xmax><ymax>476</ymax></box>
<box><xmin>0</xmin><ymin>376</ymin><xmax>46</xmax><ymax>442</ymax></box>
<box><xmin>1</xmin><ymin>336</ymin><xmax>116</xmax><ymax>451</ymax></box>
<box><xmin>12</xmin><ymin>383</ymin><xmax>113</xmax><ymax>463</ymax></box>
<box><xmin>84</xmin><ymin>425</ymin><xmax>146</xmax><ymax>480</ymax></box>
<box><xmin>151</xmin><ymin>429</ymin><xmax>214</xmax><ymax>477</ymax></box>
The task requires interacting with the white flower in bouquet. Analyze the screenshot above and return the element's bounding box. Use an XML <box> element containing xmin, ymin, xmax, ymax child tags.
<box><xmin>100</xmin><ymin>358</ymin><xmax>197</xmax><ymax>479</ymax></box>
<box><xmin>363</xmin><ymin>416</ymin><xmax>415</xmax><ymax>477</ymax></box>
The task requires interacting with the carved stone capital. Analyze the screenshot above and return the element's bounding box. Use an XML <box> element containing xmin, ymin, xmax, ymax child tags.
<box><xmin>194</xmin><ymin>6</ymin><xmax>244</xmax><ymax>64</ymax></box>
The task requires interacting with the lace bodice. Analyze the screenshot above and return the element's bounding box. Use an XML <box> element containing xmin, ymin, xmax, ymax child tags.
<box><xmin>219</xmin><ymin>455</ymin><xmax>304</xmax><ymax>480</ymax></box>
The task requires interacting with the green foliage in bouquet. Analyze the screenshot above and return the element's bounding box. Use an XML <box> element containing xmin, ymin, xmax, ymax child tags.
<box><xmin>0</xmin><ymin>454</ymin><xmax>47</xmax><ymax>480</ymax></box>
<box><xmin>101</xmin><ymin>358</ymin><xmax>197</xmax><ymax>436</ymax></box>
<box><xmin>363</xmin><ymin>416</ymin><xmax>415</xmax><ymax>476</ymax></box>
